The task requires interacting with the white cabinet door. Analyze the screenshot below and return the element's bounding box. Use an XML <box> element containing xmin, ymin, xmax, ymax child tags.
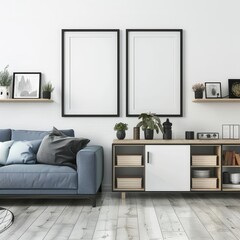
<box><xmin>145</xmin><ymin>145</ymin><xmax>190</xmax><ymax>191</ymax></box>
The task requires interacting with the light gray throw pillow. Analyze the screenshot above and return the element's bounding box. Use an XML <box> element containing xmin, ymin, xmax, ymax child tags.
<box><xmin>37</xmin><ymin>127</ymin><xmax>90</xmax><ymax>168</ymax></box>
<box><xmin>6</xmin><ymin>140</ymin><xmax>41</xmax><ymax>164</ymax></box>
<box><xmin>0</xmin><ymin>141</ymin><xmax>14</xmax><ymax>165</ymax></box>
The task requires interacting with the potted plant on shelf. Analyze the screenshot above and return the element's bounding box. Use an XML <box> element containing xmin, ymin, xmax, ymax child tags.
<box><xmin>0</xmin><ymin>65</ymin><xmax>12</xmax><ymax>99</ymax></box>
<box><xmin>114</xmin><ymin>122</ymin><xmax>128</xmax><ymax>140</ymax></box>
<box><xmin>42</xmin><ymin>82</ymin><xmax>54</xmax><ymax>99</ymax></box>
<box><xmin>192</xmin><ymin>83</ymin><xmax>205</xmax><ymax>99</ymax></box>
<box><xmin>137</xmin><ymin>112</ymin><xmax>163</xmax><ymax>140</ymax></box>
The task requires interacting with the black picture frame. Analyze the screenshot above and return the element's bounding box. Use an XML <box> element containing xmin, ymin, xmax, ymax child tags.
<box><xmin>228</xmin><ymin>79</ymin><xmax>240</xmax><ymax>98</ymax></box>
<box><xmin>12</xmin><ymin>72</ymin><xmax>41</xmax><ymax>99</ymax></box>
<box><xmin>62</xmin><ymin>29</ymin><xmax>120</xmax><ymax>117</ymax></box>
<box><xmin>126</xmin><ymin>29</ymin><xmax>183</xmax><ymax>117</ymax></box>
<box><xmin>205</xmin><ymin>82</ymin><xmax>222</xmax><ymax>99</ymax></box>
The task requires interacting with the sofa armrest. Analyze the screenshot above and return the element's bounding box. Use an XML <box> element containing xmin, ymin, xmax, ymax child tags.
<box><xmin>76</xmin><ymin>145</ymin><xmax>104</xmax><ymax>194</ymax></box>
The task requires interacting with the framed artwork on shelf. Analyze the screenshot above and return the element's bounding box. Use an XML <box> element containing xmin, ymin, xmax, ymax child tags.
<box><xmin>205</xmin><ymin>82</ymin><xmax>222</xmax><ymax>99</ymax></box>
<box><xmin>12</xmin><ymin>72</ymin><xmax>41</xmax><ymax>99</ymax></box>
<box><xmin>228</xmin><ymin>79</ymin><xmax>240</xmax><ymax>98</ymax></box>
<box><xmin>126</xmin><ymin>29</ymin><xmax>183</xmax><ymax>117</ymax></box>
<box><xmin>62</xmin><ymin>29</ymin><xmax>120</xmax><ymax>117</ymax></box>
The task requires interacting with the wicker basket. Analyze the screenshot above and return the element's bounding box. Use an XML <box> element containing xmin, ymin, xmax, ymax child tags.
<box><xmin>192</xmin><ymin>155</ymin><xmax>217</xmax><ymax>166</ymax></box>
<box><xmin>117</xmin><ymin>155</ymin><xmax>142</xmax><ymax>166</ymax></box>
<box><xmin>192</xmin><ymin>178</ymin><xmax>217</xmax><ymax>189</ymax></box>
<box><xmin>117</xmin><ymin>178</ymin><xmax>142</xmax><ymax>189</ymax></box>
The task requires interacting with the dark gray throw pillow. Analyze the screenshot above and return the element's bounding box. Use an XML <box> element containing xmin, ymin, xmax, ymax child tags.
<box><xmin>37</xmin><ymin>127</ymin><xmax>90</xmax><ymax>168</ymax></box>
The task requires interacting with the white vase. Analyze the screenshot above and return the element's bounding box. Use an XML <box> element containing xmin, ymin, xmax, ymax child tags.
<box><xmin>0</xmin><ymin>86</ymin><xmax>10</xmax><ymax>99</ymax></box>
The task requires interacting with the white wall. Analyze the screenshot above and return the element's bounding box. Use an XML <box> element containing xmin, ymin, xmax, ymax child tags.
<box><xmin>1</xmin><ymin>0</ymin><xmax>240</xmax><ymax>190</ymax></box>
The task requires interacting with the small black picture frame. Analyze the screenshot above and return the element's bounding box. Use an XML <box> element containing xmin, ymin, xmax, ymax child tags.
<box><xmin>205</xmin><ymin>82</ymin><xmax>222</xmax><ymax>99</ymax></box>
<box><xmin>228</xmin><ymin>79</ymin><xmax>240</xmax><ymax>98</ymax></box>
<box><xmin>12</xmin><ymin>72</ymin><xmax>41</xmax><ymax>99</ymax></box>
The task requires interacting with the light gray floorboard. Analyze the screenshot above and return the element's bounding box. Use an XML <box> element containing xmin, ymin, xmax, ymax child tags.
<box><xmin>44</xmin><ymin>200</ymin><xmax>84</xmax><ymax>240</ymax></box>
<box><xmin>17</xmin><ymin>200</ymin><xmax>68</xmax><ymax>240</ymax></box>
<box><xmin>116</xmin><ymin>194</ymin><xmax>139</xmax><ymax>240</ymax></box>
<box><xmin>1</xmin><ymin>193</ymin><xmax>240</xmax><ymax>240</ymax></box>
<box><xmin>0</xmin><ymin>200</ymin><xmax>41</xmax><ymax>240</ymax></box>
<box><xmin>184</xmin><ymin>194</ymin><xmax>238</xmax><ymax>240</ymax></box>
<box><xmin>92</xmin><ymin>193</ymin><xmax>120</xmax><ymax>239</ymax></box>
<box><xmin>137</xmin><ymin>194</ymin><xmax>163</xmax><ymax>240</ymax></box>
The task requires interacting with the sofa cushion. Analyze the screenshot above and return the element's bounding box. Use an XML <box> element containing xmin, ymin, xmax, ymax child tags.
<box><xmin>0</xmin><ymin>129</ymin><xmax>11</xmax><ymax>142</ymax></box>
<box><xmin>6</xmin><ymin>140</ymin><xmax>41</xmax><ymax>165</ymax></box>
<box><xmin>0</xmin><ymin>164</ymin><xmax>77</xmax><ymax>189</ymax></box>
<box><xmin>0</xmin><ymin>141</ymin><xmax>14</xmax><ymax>165</ymax></box>
<box><xmin>37</xmin><ymin>127</ymin><xmax>89</xmax><ymax>168</ymax></box>
<box><xmin>11</xmin><ymin>129</ymin><xmax>74</xmax><ymax>141</ymax></box>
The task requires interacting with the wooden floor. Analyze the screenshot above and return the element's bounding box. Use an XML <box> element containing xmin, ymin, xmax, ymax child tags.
<box><xmin>1</xmin><ymin>193</ymin><xmax>240</xmax><ymax>240</ymax></box>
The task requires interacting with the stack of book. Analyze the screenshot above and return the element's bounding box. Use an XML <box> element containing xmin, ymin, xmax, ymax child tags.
<box><xmin>223</xmin><ymin>151</ymin><xmax>240</xmax><ymax>166</ymax></box>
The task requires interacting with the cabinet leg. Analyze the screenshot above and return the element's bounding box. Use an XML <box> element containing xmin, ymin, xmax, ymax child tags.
<box><xmin>121</xmin><ymin>192</ymin><xmax>126</xmax><ymax>199</ymax></box>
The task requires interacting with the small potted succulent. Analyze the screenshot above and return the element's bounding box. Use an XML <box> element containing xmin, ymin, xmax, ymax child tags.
<box><xmin>114</xmin><ymin>122</ymin><xmax>128</xmax><ymax>140</ymax></box>
<box><xmin>137</xmin><ymin>112</ymin><xmax>163</xmax><ymax>140</ymax></box>
<box><xmin>0</xmin><ymin>65</ymin><xmax>12</xmax><ymax>99</ymax></box>
<box><xmin>42</xmin><ymin>82</ymin><xmax>54</xmax><ymax>99</ymax></box>
<box><xmin>192</xmin><ymin>83</ymin><xmax>205</xmax><ymax>99</ymax></box>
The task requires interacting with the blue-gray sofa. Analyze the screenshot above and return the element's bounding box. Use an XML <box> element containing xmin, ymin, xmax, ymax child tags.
<box><xmin>0</xmin><ymin>128</ymin><xmax>103</xmax><ymax>207</ymax></box>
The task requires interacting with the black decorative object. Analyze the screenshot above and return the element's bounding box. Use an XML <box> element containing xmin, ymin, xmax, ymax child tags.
<box><xmin>163</xmin><ymin>118</ymin><xmax>172</xmax><ymax>139</ymax></box>
<box><xmin>205</xmin><ymin>82</ymin><xmax>222</xmax><ymax>99</ymax></box>
<box><xmin>144</xmin><ymin>129</ymin><xmax>154</xmax><ymax>140</ymax></box>
<box><xmin>228</xmin><ymin>79</ymin><xmax>240</xmax><ymax>98</ymax></box>
<box><xmin>195</xmin><ymin>91</ymin><xmax>203</xmax><ymax>99</ymax></box>
<box><xmin>126</xmin><ymin>29</ymin><xmax>183</xmax><ymax>117</ymax></box>
<box><xmin>185</xmin><ymin>131</ymin><xmax>194</xmax><ymax>139</ymax></box>
<box><xmin>116</xmin><ymin>130</ymin><xmax>126</xmax><ymax>140</ymax></box>
<box><xmin>223</xmin><ymin>172</ymin><xmax>230</xmax><ymax>184</ymax></box>
<box><xmin>133</xmin><ymin>127</ymin><xmax>140</xmax><ymax>140</ymax></box>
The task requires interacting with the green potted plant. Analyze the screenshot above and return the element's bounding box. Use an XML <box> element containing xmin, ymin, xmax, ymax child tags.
<box><xmin>0</xmin><ymin>65</ymin><xmax>12</xmax><ymax>99</ymax></box>
<box><xmin>137</xmin><ymin>112</ymin><xmax>163</xmax><ymax>139</ymax></box>
<box><xmin>114</xmin><ymin>122</ymin><xmax>128</xmax><ymax>140</ymax></box>
<box><xmin>192</xmin><ymin>83</ymin><xmax>205</xmax><ymax>99</ymax></box>
<box><xmin>42</xmin><ymin>82</ymin><xmax>54</xmax><ymax>99</ymax></box>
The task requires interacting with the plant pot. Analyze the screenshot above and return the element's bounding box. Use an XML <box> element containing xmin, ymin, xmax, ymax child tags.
<box><xmin>116</xmin><ymin>130</ymin><xmax>126</xmax><ymax>140</ymax></box>
<box><xmin>144</xmin><ymin>129</ymin><xmax>154</xmax><ymax>140</ymax></box>
<box><xmin>195</xmin><ymin>90</ymin><xmax>203</xmax><ymax>99</ymax></box>
<box><xmin>43</xmin><ymin>91</ymin><xmax>51</xmax><ymax>99</ymax></box>
<box><xmin>0</xmin><ymin>86</ymin><xmax>10</xmax><ymax>99</ymax></box>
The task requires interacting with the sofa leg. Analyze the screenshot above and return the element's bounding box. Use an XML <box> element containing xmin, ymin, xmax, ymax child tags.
<box><xmin>92</xmin><ymin>197</ymin><xmax>96</xmax><ymax>207</ymax></box>
<box><xmin>99</xmin><ymin>185</ymin><xmax>102</xmax><ymax>192</ymax></box>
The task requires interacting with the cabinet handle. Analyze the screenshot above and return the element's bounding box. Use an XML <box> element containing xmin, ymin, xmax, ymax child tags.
<box><xmin>147</xmin><ymin>151</ymin><xmax>150</xmax><ymax>163</ymax></box>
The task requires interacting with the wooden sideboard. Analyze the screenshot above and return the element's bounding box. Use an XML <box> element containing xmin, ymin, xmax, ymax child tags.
<box><xmin>112</xmin><ymin>139</ymin><xmax>240</xmax><ymax>197</ymax></box>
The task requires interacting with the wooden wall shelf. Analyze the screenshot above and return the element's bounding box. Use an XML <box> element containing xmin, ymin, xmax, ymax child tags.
<box><xmin>0</xmin><ymin>99</ymin><xmax>53</xmax><ymax>103</ymax></box>
<box><xmin>192</xmin><ymin>98</ymin><xmax>240</xmax><ymax>103</ymax></box>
